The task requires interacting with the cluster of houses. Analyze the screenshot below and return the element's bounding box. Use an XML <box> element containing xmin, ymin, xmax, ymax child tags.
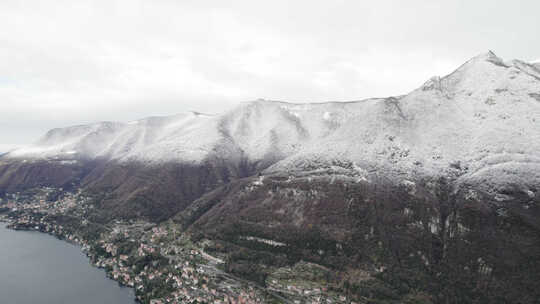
<box><xmin>2</xmin><ymin>188</ymin><xmax>89</xmax><ymax>216</ymax></box>
<box><xmin>1</xmin><ymin>187</ymin><xmax>353</xmax><ymax>304</ymax></box>
<box><xmin>93</xmin><ymin>222</ymin><xmax>269</xmax><ymax>304</ymax></box>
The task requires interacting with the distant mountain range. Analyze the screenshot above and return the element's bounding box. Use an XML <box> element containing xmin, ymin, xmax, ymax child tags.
<box><xmin>1</xmin><ymin>51</ymin><xmax>540</xmax><ymax>303</ymax></box>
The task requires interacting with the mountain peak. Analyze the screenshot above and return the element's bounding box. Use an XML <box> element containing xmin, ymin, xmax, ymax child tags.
<box><xmin>472</xmin><ymin>50</ymin><xmax>498</xmax><ymax>60</ymax></box>
<box><xmin>483</xmin><ymin>50</ymin><xmax>498</xmax><ymax>59</ymax></box>
<box><xmin>466</xmin><ymin>50</ymin><xmax>507</xmax><ymax>67</ymax></box>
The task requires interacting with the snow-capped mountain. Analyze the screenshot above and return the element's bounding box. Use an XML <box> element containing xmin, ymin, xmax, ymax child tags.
<box><xmin>5</xmin><ymin>51</ymin><xmax>540</xmax><ymax>188</ymax></box>
<box><xmin>270</xmin><ymin>52</ymin><xmax>540</xmax><ymax>188</ymax></box>
<box><xmin>7</xmin><ymin>100</ymin><xmax>370</xmax><ymax>164</ymax></box>
<box><xmin>3</xmin><ymin>51</ymin><xmax>540</xmax><ymax>304</ymax></box>
<box><xmin>7</xmin><ymin>112</ymin><xmax>222</xmax><ymax>163</ymax></box>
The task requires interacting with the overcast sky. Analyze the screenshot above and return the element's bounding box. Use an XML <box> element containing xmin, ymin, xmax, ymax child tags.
<box><xmin>1</xmin><ymin>0</ymin><xmax>540</xmax><ymax>151</ymax></box>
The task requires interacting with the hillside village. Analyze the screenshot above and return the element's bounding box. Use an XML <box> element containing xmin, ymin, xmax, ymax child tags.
<box><xmin>0</xmin><ymin>187</ymin><xmax>352</xmax><ymax>304</ymax></box>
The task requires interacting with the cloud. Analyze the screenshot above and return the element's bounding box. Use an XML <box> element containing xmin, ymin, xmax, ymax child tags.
<box><xmin>1</xmin><ymin>0</ymin><xmax>540</xmax><ymax>146</ymax></box>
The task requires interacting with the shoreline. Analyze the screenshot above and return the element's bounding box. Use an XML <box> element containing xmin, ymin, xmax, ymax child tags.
<box><xmin>0</xmin><ymin>221</ymin><xmax>138</xmax><ymax>304</ymax></box>
<box><xmin>0</xmin><ymin>214</ymin><xmax>141</xmax><ymax>302</ymax></box>
<box><xmin>0</xmin><ymin>188</ymin><xmax>349</xmax><ymax>304</ymax></box>
<box><xmin>1</xmin><ymin>221</ymin><xmax>139</xmax><ymax>289</ymax></box>
<box><xmin>1</xmin><ymin>213</ymin><xmax>279</xmax><ymax>304</ymax></box>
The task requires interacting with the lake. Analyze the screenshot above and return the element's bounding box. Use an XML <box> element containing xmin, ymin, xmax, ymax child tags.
<box><xmin>0</xmin><ymin>223</ymin><xmax>136</xmax><ymax>304</ymax></box>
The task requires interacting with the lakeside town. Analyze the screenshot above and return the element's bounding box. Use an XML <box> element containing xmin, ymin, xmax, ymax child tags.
<box><xmin>0</xmin><ymin>187</ymin><xmax>352</xmax><ymax>304</ymax></box>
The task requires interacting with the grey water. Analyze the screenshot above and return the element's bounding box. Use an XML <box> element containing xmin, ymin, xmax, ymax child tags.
<box><xmin>0</xmin><ymin>224</ymin><xmax>136</xmax><ymax>304</ymax></box>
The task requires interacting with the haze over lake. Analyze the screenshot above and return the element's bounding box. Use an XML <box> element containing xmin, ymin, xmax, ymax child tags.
<box><xmin>0</xmin><ymin>224</ymin><xmax>135</xmax><ymax>304</ymax></box>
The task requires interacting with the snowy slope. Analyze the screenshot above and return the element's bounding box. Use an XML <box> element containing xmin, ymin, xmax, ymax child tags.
<box><xmin>6</xmin><ymin>52</ymin><xmax>540</xmax><ymax>187</ymax></box>
<box><xmin>268</xmin><ymin>52</ymin><xmax>540</xmax><ymax>188</ymax></box>
<box><xmin>8</xmin><ymin>112</ymin><xmax>223</xmax><ymax>163</ymax></box>
<box><xmin>7</xmin><ymin>100</ymin><xmax>373</xmax><ymax>165</ymax></box>
<box><xmin>217</xmin><ymin>99</ymin><xmax>373</xmax><ymax>164</ymax></box>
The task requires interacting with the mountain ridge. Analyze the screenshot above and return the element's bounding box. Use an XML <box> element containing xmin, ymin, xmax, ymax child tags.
<box><xmin>2</xmin><ymin>50</ymin><xmax>540</xmax><ymax>205</ymax></box>
<box><xmin>2</xmin><ymin>51</ymin><xmax>540</xmax><ymax>303</ymax></box>
<box><xmin>4</xmin><ymin>52</ymin><xmax>540</xmax><ymax>195</ymax></box>
<box><xmin>2</xmin><ymin>51</ymin><xmax>539</xmax><ymax>198</ymax></box>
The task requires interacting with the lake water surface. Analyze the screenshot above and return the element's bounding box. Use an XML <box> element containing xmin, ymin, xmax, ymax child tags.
<box><xmin>0</xmin><ymin>223</ymin><xmax>136</xmax><ymax>304</ymax></box>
